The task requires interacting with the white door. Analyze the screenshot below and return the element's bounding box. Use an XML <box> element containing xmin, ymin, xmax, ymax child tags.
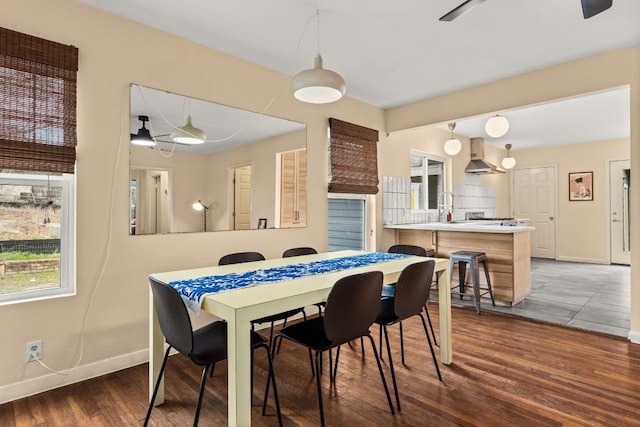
<box><xmin>610</xmin><ymin>159</ymin><xmax>631</xmax><ymax>265</ymax></box>
<box><xmin>234</xmin><ymin>165</ymin><xmax>252</xmax><ymax>230</ymax></box>
<box><xmin>513</xmin><ymin>166</ymin><xmax>556</xmax><ymax>259</ymax></box>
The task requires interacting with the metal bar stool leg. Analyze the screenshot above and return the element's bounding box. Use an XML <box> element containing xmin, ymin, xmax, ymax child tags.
<box><xmin>481</xmin><ymin>258</ymin><xmax>496</xmax><ymax>306</ymax></box>
<box><xmin>470</xmin><ymin>258</ymin><xmax>481</xmax><ymax>314</ymax></box>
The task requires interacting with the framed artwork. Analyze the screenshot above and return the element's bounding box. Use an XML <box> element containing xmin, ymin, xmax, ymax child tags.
<box><xmin>569</xmin><ymin>171</ymin><xmax>593</xmax><ymax>201</ymax></box>
<box><xmin>258</xmin><ymin>218</ymin><xmax>267</xmax><ymax>229</ymax></box>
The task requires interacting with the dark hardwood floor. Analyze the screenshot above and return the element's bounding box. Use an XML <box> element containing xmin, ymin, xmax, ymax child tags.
<box><xmin>2</xmin><ymin>306</ymin><xmax>640</xmax><ymax>426</ymax></box>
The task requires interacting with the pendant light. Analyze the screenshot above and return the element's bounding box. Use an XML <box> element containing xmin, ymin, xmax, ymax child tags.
<box><xmin>170</xmin><ymin>115</ymin><xmax>207</xmax><ymax>145</ymax></box>
<box><xmin>501</xmin><ymin>143</ymin><xmax>516</xmax><ymax>170</ymax></box>
<box><xmin>291</xmin><ymin>10</ymin><xmax>346</xmax><ymax>104</ymax></box>
<box><xmin>130</xmin><ymin>115</ymin><xmax>156</xmax><ymax>147</ymax></box>
<box><xmin>485</xmin><ymin>114</ymin><xmax>509</xmax><ymax>138</ymax></box>
<box><xmin>443</xmin><ymin>122</ymin><xmax>462</xmax><ymax>156</ymax></box>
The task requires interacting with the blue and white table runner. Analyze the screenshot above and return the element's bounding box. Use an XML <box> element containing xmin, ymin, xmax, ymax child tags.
<box><xmin>169</xmin><ymin>252</ymin><xmax>408</xmax><ymax>313</ymax></box>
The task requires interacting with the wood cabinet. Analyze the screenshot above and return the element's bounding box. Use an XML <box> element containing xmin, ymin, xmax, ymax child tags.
<box><xmin>280</xmin><ymin>149</ymin><xmax>307</xmax><ymax>228</ymax></box>
<box><xmin>396</xmin><ymin>228</ymin><xmax>531</xmax><ymax>305</ymax></box>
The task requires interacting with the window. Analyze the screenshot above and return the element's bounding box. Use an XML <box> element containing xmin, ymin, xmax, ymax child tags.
<box><xmin>0</xmin><ymin>173</ymin><xmax>75</xmax><ymax>304</ymax></box>
<box><xmin>410</xmin><ymin>151</ymin><xmax>445</xmax><ymax>211</ymax></box>
<box><xmin>328</xmin><ymin>195</ymin><xmax>369</xmax><ymax>251</ymax></box>
<box><xmin>0</xmin><ymin>28</ymin><xmax>78</xmax><ymax>304</ymax></box>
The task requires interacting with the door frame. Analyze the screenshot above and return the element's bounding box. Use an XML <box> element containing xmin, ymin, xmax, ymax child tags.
<box><xmin>606</xmin><ymin>157</ymin><xmax>631</xmax><ymax>265</ymax></box>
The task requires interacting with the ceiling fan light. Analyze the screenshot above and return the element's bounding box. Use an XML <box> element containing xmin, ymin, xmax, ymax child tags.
<box><xmin>171</xmin><ymin>115</ymin><xmax>207</xmax><ymax>144</ymax></box>
<box><xmin>292</xmin><ymin>55</ymin><xmax>346</xmax><ymax>104</ymax></box>
<box><xmin>485</xmin><ymin>114</ymin><xmax>509</xmax><ymax>138</ymax></box>
<box><xmin>131</xmin><ymin>115</ymin><xmax>156</xmax><ymax>147</ymax></box>
<box><xmin>444</xmin><ymin>138</ymin><xmax>462</xmax><ymax>156</ymax></box>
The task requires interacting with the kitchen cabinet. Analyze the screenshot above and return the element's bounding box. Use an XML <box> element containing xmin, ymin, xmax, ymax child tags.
<box><xmin>389</xmin><ymin>223</ymin><xmax>532</xmax><ymax>306</ymax></box>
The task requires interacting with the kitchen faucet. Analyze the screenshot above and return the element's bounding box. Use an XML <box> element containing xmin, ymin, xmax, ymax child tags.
<box><xmin>438</xmin><ymin>191</ymin><xmax>455</xmax><ymax>222</ymax></box>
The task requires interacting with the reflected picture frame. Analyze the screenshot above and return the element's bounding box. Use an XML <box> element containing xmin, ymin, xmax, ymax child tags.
<box><xmin>569</xmin><ymin>171</ymin><xmax>593</xmax><ymax>201</ymax></box>
<box><xmin>258</xmin><ymin>218</ymin><xmax>267</xmax><ymax>229</ymax></box>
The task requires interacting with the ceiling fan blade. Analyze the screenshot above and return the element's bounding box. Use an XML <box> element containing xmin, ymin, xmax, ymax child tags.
<box><xmin>439</xmin><ymin>0</ymin><xmax>486</xmax><ymax>22</ymax></box>
<box><xmin>581</xmin><ymin>0</ymin><xmax>612</xmax><ymax>19</ymax></box>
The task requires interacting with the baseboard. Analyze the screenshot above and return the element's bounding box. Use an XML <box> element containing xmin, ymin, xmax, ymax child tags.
<box><xmin>628</xmin><ymin>330</ymin><xmax>640</xmax><ymax>344</ymax></box>
<box><xmin>0</xmin><ymin>349</ymin><xmax>148</xmax><ymax>405</ymax></box>
<box><xmin>555</xmin><ymin>256</ymin><xmax>609</xmax><ymax>265</ymax></box>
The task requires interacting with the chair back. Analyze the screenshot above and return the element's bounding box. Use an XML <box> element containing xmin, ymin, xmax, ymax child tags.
<box><xmin>282</xmin><ymin>247</ymin><xmax>318</xmax><ymax>258</ymax></box>
<box><xmin>388</xmin><ymin>244</ymin><xmax>428</xmax><ymax>257</ymax></box>
<box><xmin>394</xmin><ymin>260</ymin><xmax>436</xmax><ymax>320</ymax></box>
<box><xmin>218</xmin><ymin>251</ymin><xmax>265</xmax><ymax>265</ymax></box>
<box><xmin>323</xmin><ymin>271</ymin><xmax>383</xmax><ymax>345</ymax></box>
<box><xmin>149</xmin><ymin>278</ymin><xmax>194</xmax><ymax>355</ymax></box>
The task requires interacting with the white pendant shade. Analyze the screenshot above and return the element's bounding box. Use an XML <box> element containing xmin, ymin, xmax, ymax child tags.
<box><xmin>485</xmin><ymin>114</ymin><xmax>509</xmax><ymax>138</ymax></box>
<box><xmin>444</xmin><ymin>138</ymin><xmax>462</xmax><ymax>156</ymax></box>
<box><xmin>501</xmin><ymin>143</ymin><xmax>516</xmax><ymax>169</ymax></box>
<box><xmin>171</xmin><ymin>115</ymin><xmax>206</xmax><ymax>144</ymax></box>
<box><xmin>501</xmin><ymin>156</ymin><xmax>516</xmax><ymax>169</ymax></box>
<box><xmin>292</xmin><ymin>55</ymin><xmax>346</xmax><ymax>104</ymax></box>
<box><xmin>443</xmin><ymin>122</ymin><xmax>462</xmax><ymax>156</ymax></box>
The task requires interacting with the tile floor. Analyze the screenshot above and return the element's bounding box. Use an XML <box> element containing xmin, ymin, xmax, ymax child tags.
<box><xmin>449</xmin><ymin>258</ymin><xmax>631</xmax><ymax>338</ymax></box>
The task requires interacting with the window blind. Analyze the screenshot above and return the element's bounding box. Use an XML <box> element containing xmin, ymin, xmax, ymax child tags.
<box><xmin>0</xmin><ymin>27</ymin><xmax>78</xmax><ymax>174</ymax></box>
<box><xmin>328</xmin><ymin>118</ymin><xmax>379</xmax><ymax>194</ymax></box>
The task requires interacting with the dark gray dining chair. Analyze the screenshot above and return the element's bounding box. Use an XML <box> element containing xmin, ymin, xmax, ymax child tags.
<box><xmin>218</xmin><ymin>251</ymin><xmax>308</xmax><ymax>351</ymax></box>
<box><xmin>375</xmin><ymin>260</ymin><xmax>442</xmax><ymax>412</ymax></box>
<box><xmin>274</xmin><ymin>271</ymin><xmax>395</xmax><ymax>427</ymax></box>
<box><xmin>145</xmin><ymin>278</ymin><xmax>282</xmax><ymax>426</ymax></box>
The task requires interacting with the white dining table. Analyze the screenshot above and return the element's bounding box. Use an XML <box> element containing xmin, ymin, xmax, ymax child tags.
<box><xmin>148</xmin><ymin>250</ymin><xmax>452</xmax><ymax>426</ymax></box>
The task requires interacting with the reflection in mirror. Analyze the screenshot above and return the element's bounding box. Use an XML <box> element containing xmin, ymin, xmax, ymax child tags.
<box><xmin>129</xmin><ymin>85</ymin><xmax>307</xmax><ymax>234</ymax></box>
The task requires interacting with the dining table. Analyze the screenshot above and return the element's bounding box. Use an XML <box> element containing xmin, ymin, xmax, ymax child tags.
<box><xmin>148</xmin><ymin>250</ymin><xmax>452</xmax><ymax>426</ymax></box>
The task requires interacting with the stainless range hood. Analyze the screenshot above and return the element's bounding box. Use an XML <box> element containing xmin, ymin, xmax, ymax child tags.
<box><xmin>464</xmin><ymin>137</ymin><xmax>505</xmax><ymax>174</ymax></box>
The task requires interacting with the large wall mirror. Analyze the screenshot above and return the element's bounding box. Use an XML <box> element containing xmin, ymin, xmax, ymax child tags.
<box><xmin>129</xmin><ymin>84</ymin><xmax>307</xmax><ymax>235</ymax></box>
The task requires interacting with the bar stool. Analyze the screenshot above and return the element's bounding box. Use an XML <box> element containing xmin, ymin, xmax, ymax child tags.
<box><xmin>449</xmin><ymin>251</ymin><xmax>495</xmax><ymax>314</ymax></box>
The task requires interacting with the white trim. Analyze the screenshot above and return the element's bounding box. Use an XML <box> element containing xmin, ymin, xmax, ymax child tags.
<box><xmin>556</xmin><ymin>256</ymin><xmax>610</xmax><ymax>264</ymax></box>
<box><xmin>327</xmin><ymin>193</ymin><xmax>371</xmax><ymax>251</ymax></box>
<box><xmin>628</xmin><ymin>330</ymin><xmax>640</xmax><ymax>344</ymax></box>
<box><xmin>0</xmin><ymin>349</ymin><xmax>148</xmax><ymax>405</ymax></box>
<box><xmin>0</xmin><ymin>173</ymin><xmax>76</xmax><ymax>305</ymax></box>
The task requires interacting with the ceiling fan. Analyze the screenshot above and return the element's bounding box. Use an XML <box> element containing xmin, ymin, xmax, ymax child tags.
<box><xmin>130</xmin><ymin>115</ymin><xmax>192</xmax><ymax>147</ymax></box>
<box><xmin>439</xmin><ymin>0</ymin><xmax>613</xmax><ymax>22</ymax></box>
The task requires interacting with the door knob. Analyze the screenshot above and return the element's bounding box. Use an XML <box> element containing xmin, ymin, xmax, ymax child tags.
<box><xmin>549</xmin><ymin>216</ymin><xmax>554</xmax><ymax>220</ymax></box>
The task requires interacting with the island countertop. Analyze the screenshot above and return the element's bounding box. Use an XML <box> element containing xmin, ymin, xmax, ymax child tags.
<box><xmin>385</xmin><ymin>222</ymin><xmax>534</xmax><ymax>234</ymax></box>
<box><xmin>389</xmin><ymin>224</ymin><xmax>532</xmax><ymax>305</ymax></box>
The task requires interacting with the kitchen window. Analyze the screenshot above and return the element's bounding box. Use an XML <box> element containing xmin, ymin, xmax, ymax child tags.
<box><xmin>410</xmin><ymin>151</ymin><xmax>445</xmax><ymax>212</ymax></box>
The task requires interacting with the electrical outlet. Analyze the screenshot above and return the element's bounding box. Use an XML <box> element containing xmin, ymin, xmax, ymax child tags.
<box><xmin>26</xmin><ymin>340</ymin><xmax>42</xmax><ymax>362</ymax></box>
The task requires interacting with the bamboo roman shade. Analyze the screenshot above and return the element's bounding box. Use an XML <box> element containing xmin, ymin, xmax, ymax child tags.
<box><xmin>0</xmin><ymin>27</ymin><xmax>78</xmax><ymax>174</ymax></box>
<box><xmin>328</xmin><ymin>118</ymin><xmax>379</xmax><ymax>194</ymax></box>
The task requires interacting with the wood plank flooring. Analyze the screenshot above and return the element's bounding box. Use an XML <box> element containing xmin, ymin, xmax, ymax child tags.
<box><xmin>2</xmin><ymin>306</ymin><xmax>640</xmax><ymax>426</ymax></box>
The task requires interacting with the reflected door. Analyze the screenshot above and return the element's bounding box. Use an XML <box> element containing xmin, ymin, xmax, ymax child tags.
<box><xmin>610</xmin><ymin>159</ymin><xmax>631</xmax><ymax>265</ymax></box>
<box><xmin>234</xmin><ymin>165</ymin><xmax>252</xmax><ymax>230</ymax></box>
<box><xmin>513</xmin><ymin>166</ymin><xmax>556</xmax><ymax>259</ymax></box>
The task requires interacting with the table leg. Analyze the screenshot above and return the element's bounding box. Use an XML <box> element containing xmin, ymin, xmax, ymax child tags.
<box><xmin>436</xmin><ymin>268</ymin><xmax>453</xmax><ymax>364</ymax></box>
<box><xmin>227</xmin><ymin>313</ymin><xmax>253</xmax><ymax>426</ymax></box>
<box><xmin>149</xmin><ymin>289</ymin><xmax>165</xmax><ymax>405</ymax></box>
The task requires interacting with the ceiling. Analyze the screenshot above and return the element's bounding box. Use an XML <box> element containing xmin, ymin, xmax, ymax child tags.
<box><xmin>84</xmin><ymin>0</ymin><xmax>638</xmax><ymax>150</ymax></box>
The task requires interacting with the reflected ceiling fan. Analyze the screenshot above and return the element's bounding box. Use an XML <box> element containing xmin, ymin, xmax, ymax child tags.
<box><xmin>130</xmin><ymin>115</ymin><xmax>192</xmax><ymax>147</ymax></box>
<box><xmin>439</xmin><ymin>0</ymin><xmax>613</xmax><ymax>21</ymax></box>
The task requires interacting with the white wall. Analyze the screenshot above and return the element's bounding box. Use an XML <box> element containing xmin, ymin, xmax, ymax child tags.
<box><xmin>0</xmin><ymin>0</ymin><xmax>385</xmax><ymax>403</ymax></box>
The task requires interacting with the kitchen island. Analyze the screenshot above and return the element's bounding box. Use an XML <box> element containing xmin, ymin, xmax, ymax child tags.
<box><xmin>386</xmin><ymin>222</ymin><xmax>534</xmax><ymax>306</ymax></box>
